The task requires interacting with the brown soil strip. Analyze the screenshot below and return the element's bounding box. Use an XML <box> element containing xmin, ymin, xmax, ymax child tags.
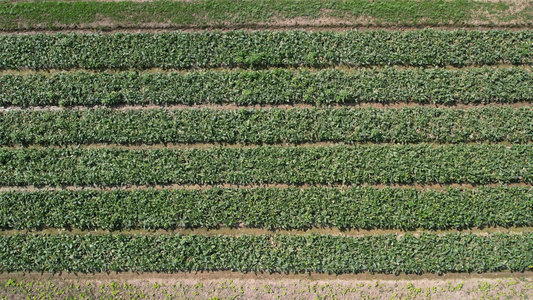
<box><xmin>9</xmin><ymin>0</ymin><xmax>165</xmax><ymax>2</ymax></box>
<box><xmin>1</xmin><ymin>226</ymin><xmax>532</xmax><ymax>237</ymax></box>
<box><xmin>1</xmin><ymin>102</ymin><xmax>533</xmax><ymax>112</ymax></box>
<box><xmin>0</xmin><ymin>182</ymin><xmax>530</xmax><ymax>193</ymax></box>
<box><xmin>3</xmin><ymin>24</ymin><xmax>533</xmax><ymax>35</ymax></box>
<box><xmin>0</xmin><ymin>64</ymin><xmax>527</xmax><ymax>76</ymax></box>
<box><xmin>2</xmin><ymin>270</ymin><xmax>533</xmax><ymax>281</ymax></box>
<box><xmin>0</xmin><ymin>142</ymin><xmax>349</xmax><ymax>150</ymax></box>
<box><xmin>0</xmin><ymin>140</ymin><xmax>526</xmax><ymax>151</ymax></box>
<box><xmin>2</xmin><ymin>273</ymin><xmax>532</xmax><ymax>300</ymax></box>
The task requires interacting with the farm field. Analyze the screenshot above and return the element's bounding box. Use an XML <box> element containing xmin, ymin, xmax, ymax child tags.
<box><xmin>2</xmin><ymin>0</ymin><xmax>533</xmax><ymax>299</ymax></box>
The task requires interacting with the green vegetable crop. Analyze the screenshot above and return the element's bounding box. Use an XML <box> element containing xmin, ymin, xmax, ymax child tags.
<box><xmin>1</xmin><ymin>107</ymin><xmax>532</xmax><ymax>145</ymax></box>
<box><xmin>1</xmin><ymin>30</ymin><xmax>532</xmax><ymax>70</ymax></box>
<box><xmin>0</xmin><ymin>233</ymin><xmax>531</xmax><ymax>274</ymax></box>
<box><xmin>0</xmin><ymin>186</ymin><xmax>531</xmax><ymax>230</ymax></box>
<box><xmin>3</xmin><ymin>67</ymin><xmax>533</xmax><ymax>106</ymax></box>
<box><xmin>0</xmin><ymin>145</ymin><xmax>530</xmax><ymax>186</ymax></box>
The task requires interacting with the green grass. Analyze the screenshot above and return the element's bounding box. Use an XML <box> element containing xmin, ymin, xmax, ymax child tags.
<box><xmin>0</xmin><ymin>0</ymin><xmax>528</xmax><ymax>30</ymax></box>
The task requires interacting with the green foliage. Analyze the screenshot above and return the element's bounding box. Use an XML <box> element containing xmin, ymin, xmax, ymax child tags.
<box><xmin>0</xmin><ymin>144</ymin><xmax>530</xmax><ymax>186</ymax></box>
<box><xmin>1</xmin><ymin>107</ymin><xmax>533</xmax><ymax>145</ymax></box>
<box><xmin>4</xmin><ymin>67</ymin><xmax>533</xmax><ymax>106</ymax></box>
<box><xmin>0</xmin><ymin>233</ymin><xmax>531</xmax><ymax>274</ymax></box>
<box><xmin>1</xmin><ymin>30</ymin><xmax>532</xmax><ymax>70</ymax></box>
<box><xmin>0</xmin><ymin>186</ymin><xmax>532</xmax><ymax>231</ymax></box>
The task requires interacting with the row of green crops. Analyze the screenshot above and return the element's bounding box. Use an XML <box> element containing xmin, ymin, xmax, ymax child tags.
<box><xmin>1</xmin><ymin>30</ymin><xmax>532</xmax><ymax>70</ymax></box>
<box><xmin>0</xmin><ymin>145</ymin><xmax>530</xmax><ymax>186</ymax></box>
<box><xmin>1</xmin><ymin>233</ymin><xmax>531</xmax><ymax>274</ymax></box>
<box><xmin>2</xmin><ymin>107</ymin><xmax>533</xmax><ymax>145</ymax></box>
<box><xmin>4</xmin><ymin>67</ymin><xmax>533</xmax><ymax>106</ymax></box>
<box><xmin>1</xmin><ymin>186</ymin><xmax>532</xmax><ymax>231</ymax></box>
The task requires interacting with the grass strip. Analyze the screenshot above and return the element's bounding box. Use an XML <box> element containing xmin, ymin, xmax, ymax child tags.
<box><xmin>0</xmin><ymin>0</ymin><xmax>529</xmax><ymax>30</ymax></box>
<box><xmin>1</xmin><ymin>30</ymin><xmax>533</xmax><ymax>70</ymax></box>
<box><xmin>4</xmin><ymin>67</ymin><xmax>533</xmax><ymax>106</ymax></box>
<box><xmin>2</xmin><ymin>107</ymin><xmax>533</xmax><ymax>145</ymax></box>
<box><xmin>0</xmin><ymin>144</ymin><xmax>530</xmax><ymax>186</ymax></box>
<box><xmin>0</xmin><ymin>233</ymin><xmax>532</xmax><ymax>274</ymax></box>
<box><xmin>1</xmin><ymin>186</ymin><xmax>532</xmax><ymax>231</ymax></box>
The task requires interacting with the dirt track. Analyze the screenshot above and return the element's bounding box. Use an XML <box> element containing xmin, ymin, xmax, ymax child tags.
<box><xmin>0</xmin><ymin>182</ymin><xmax>530</xmax><ymax>192</ymax></box>
<box><xmin>2</xmin><ymin>101</ymin><xmax>533</xmax><ymax>112</ymax></box>
<box><xmin>4</xmin><ymin>24</ymin><xmax>533</xmax><ymax>35</ymax></box>
<box><xmin>1</xmin><ymin>272</ymin><xmax>533</xmax><ymax>299</ymax></box>
<box><xmin>1</xmin><ymin>225</ymin><xmax>531</xmax><ymax>237</ymax></box>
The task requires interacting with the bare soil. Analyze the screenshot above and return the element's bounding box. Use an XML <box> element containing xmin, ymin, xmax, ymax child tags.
<box><xmin>3</xmin><ymin>24</ymin><xmax>533</xmax><ymax>35</ymax></box>
<box><xmin>1</xmin><ymin>225</ymin><xmax>531</xmax><ymax>237</ymax></box>
<box><xmin>0</xmin><ymin>182</ymin><xmax>530</xmax><ymax>193</ymax></box>
<box><xmin>0</xmin><ymin>139</ymin><xmax>526</xmax><ymax>153</ymax></box>
<box><xmin>1</xmin><ymin>272</ymin><xmax>533</xmax><ymax>299</ymax></box>
<box><xmin>0</xmin><ymin>64</ymin><xmax>526</xmax><ymax>75</ymax></box>
<box><xmin>2</xmin><ymin>101</ymin><xmax>533</xmax><ymax>112</ymax></box>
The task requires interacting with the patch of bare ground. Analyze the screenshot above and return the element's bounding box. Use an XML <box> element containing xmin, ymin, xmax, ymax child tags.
<box><xmin>1</xmin><ymin>272</ymin><xmax>533</xmax><ymax>300</ymax></box>
<box><xmin>264</xmin><ymin>14</ymin><xmax>357</xmax><ymax>28</ymax></box>
<box><xmin>472</xmin><ymin>0</ymin><xmax>532</xmax><ymax>26</ymax></box>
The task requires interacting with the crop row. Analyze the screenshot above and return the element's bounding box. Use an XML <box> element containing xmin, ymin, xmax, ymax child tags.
<box><xmin>1</xmin><ymin>233</ymin><xmax>531</xmax><ymax>274</ymax></box>
<box><xmin>1</xmin><ymin>186</ymin><xmax>532</xmax><ymax>231</ymax></box>
<box><xmin>0</xmin><ymin>145</ymin><xmax>530</xmax><ymax>186</ymax></box>
<box><xmin>1</xmin><ymin>30</ymin><xmax>532</xmax><ymax>70</ymax></box>
<box><xmin>2</xmin><ymin>107</ymin><xmax>533</xmax><ymax>145</ymax></box>
<box><xmin>3</xmin><ymin>67</ymin><xmax>533</xmax><ymax>106</ymax></box>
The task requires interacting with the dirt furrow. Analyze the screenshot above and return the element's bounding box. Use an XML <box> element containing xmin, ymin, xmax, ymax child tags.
<box><xmin>1</xmin><ymin>102</ymin><xmax>533</xmax><ymax>112</ymax></box>
<box><xmin>0</xmin><ymin>140</ymin><xmax>525</xmax><ymax>152</ymax></box>
<box><xmin>1</xmin><ymin>226</ymin><xmax>532</xmax><ymax>237</ymax></box>
<box><xmin>0</xmin><ymin>182</ymin><xmax>530</xmax><ymax>193</ymax></box>
<box><xmin>3</xmin><ymin>25</ymin><xmax>533</xmax><ymax>35</ymax></box>
<box><xmin>0</xmin><ymin>64</ymin><xmax>527</xmax><ymax>75</ymax></box>
<box><xmin>2</xmin><ymin>270</ymin><xmax>533</xmax><ymax>281</ymax></box>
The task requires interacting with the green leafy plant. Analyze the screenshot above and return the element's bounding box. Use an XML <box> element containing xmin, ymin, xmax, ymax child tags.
<box><xmin>0</xmin><ymin>186</ymin><xmax>531</xmax><ymax>231</ymax></box>
<box><xmin>1</xmin><ymin>30</ymin><xmax>532</xmax><ymax>70</ymax></box>
<box><xmin>0</xmin><ymin>144</ymin><xmax>530</xmax><ymax>186</ymax></box>
<box><xmin>8</xmin><ymin>67</ymin><xmax>533</xmax><ymax>106</ymax></box>
<box><xmin>0</xmin><ymin>233</ymin><xmax>531</xmax><ymax>274</ymax></box>
<box><xmin>1</xmin><ymin>107</ymin><xmax>532</xmax><ymax>145</ymax></box>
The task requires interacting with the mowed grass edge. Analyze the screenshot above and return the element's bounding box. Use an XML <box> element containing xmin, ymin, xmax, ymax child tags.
<box><xmin>0</xmin><ymin>0</ymin><xmax>531</xmax><ymax>30</ymax></box>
